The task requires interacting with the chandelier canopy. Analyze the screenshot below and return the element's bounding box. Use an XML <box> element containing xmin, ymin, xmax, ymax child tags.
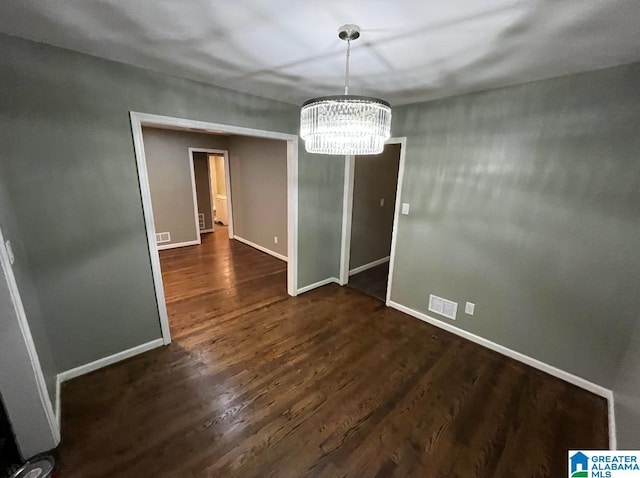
<box><xmin>300</xmin><ymin>25</ymin><xmax>392</xmax><ymax>156</ymax></box>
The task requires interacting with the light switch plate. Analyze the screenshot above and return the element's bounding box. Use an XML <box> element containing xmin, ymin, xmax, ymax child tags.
<box><xmin>380</xmin><ymin>198</ymin><xmax>384</xmax><ymax>207</ymax></box>
<box><xmin>401</xmin><ymin>203</ymin><xmax>410</xmax><ymax>215</ymax></box>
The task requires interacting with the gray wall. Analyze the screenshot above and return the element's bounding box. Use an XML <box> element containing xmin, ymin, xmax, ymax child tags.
<box><xmin>228</xmin><ymin>135</ymin><xmax>287</xmax><ymax>257</ymax></box>
<box><xmin>390</xmin><ymin>62</ymin><xmax>640</xmax><ymax>393</ymax></box>
<box><xmin>349</xmin><ymin>144</ymin><xmax>401</xmax><ymax>270</ymax></box>
<box><xmin>143</xmin><ymin>128</ymin><xmax>226</xmax><ymax>244</ymax></box>
<box><xmin>297</xmin><ymin>151</ymin><xmax>345</xmax><ymax>286</ymax></box>
<box><xmin>193</xmin><ymin>153</ymin><xmax>213</xmax><ymax>231</ymax></box>
<box><xmin>0</xmin><ymin>255</ymin><xmax>57</xmax><ymax>457</ymax></box>
<box><xmin>0</xmin><ymin>32</ymin><xmax>344</xmax><ymax>375</ymax></box>
<box><xmin>614</xmin><ymin>317</ymin><xmax>640</xmax><ymax>448</ymax></box>
<box><xmin>0</xmin><ymin>165</ymin><xmax>57</xmax><ymax>403</ymax></box>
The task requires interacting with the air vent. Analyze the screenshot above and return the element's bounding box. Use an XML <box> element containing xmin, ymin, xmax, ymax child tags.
<box><xmin>198</xmin><ymin>213</ymin><xmax>205</xmax><ymax>230</ymax></box>
<box><xmin>428</xmin><ymin>294</ymin><xmax>458</xmax><ymax>320</ymax></box>
<box><xmin>155</xmin><ymin>232</ymin><xmax>171</xmax><ymax>244</ymax></box>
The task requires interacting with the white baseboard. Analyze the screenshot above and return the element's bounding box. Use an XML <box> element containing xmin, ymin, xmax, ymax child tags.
<box><xmin>297</xmin><ymin>277</ymin><xmax>340</xmax><ymax>295</ymax></box>
<box><xmin>157</xmin><ymin>240</ymin><xmax>200</xmax><ymax>251</ymax></box>
<box><xmin>55</xmin><ymin>338</ymin><xmax>164</xmax><ymax>425</ymax></box>
<box><xmin>200</xmin><ymin>228</ymin><xmax>214</xmax><ymax>233</ymax></box>
<box><xmin>388</xmin><ymin>300</ymin><xmax>616</xmax><ymax>449</ymax></box>
<box><xmin>233</xmin><ymin>235</ymin><xmax>287</xmax><ymax>262</ymax></box>
<box><xmin>609</xmin><ymin>395</ymin><xmax>617</xmax><ymax>450</ymax></box>
<box><xmin>55</xmin><ymin>376</ymin><xmax>61</xmax><ymax>428</ymax></box>
<box><xmin>349</xmin><ymin>256</ymin><xmax>390</xmax><ymax>276</ymax></box>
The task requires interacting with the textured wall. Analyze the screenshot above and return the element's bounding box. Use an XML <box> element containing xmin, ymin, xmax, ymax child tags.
<box><xmin>0</xmin><ymin>255</ymin><xmax>57</xmax><ymax>457</ymax></box>
<box><xmin>0</xmin><ymin>167</ymin><xmax>57</xmax><ymax>403</ymax></box>
<box><xmin>349</xmin><ymin>144</ymin><xmax>401</xmax><ymax>270</ymax></box>
<box><xmin>143</xmin><ymin>128</ymin><xmax>227</xmax><ymax>244</ymax></box>
<box><xmin>390</xmin><ymin>62</ymin><xmax>640</xmax><ymax>389</ymax></box>
<box><xmin>297</xmin><ymin>150</ymin><xmax>345</xmax><ymax>286</ymax></box>
<box><xmin>614</xmin><ymin>317</ymin><xmax>640</xmax><ymax>448</ymax></box>
<box><xmin>0</xmin><ymin>32</ymin><xmax>345</xmax><ymax>372</ymax></box>
<box><xmin>0</xmin><ymin>33</ymin><xmax>343</xmax><ymax>373</ymax></box>
<box><xmin>228</xmin><ymin>136</ymin><xmax>288</xmax><ymax>257</ymax></box>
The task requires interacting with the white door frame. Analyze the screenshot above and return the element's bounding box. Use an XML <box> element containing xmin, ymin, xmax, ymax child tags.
<box><xmin>189</xmin><ymin>148</ymin><xmax>232</xmax><ymax>235</ymax></box>
<box><xmin>0</xmin><ymin>225</ymin><xmax>60</xmax><ymax>453</ymax></box>
<box><xmin>338</xmin><ymin>137</ymin><xmax>408</xmax><ymax>305</ymax></box>
<box><xmin>130</xmin><ymin>112</ymin><xmax>299</xmax><ymax>346</ymax></box>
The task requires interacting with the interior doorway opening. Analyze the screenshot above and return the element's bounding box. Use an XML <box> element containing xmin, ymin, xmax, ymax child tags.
<box><xmin>189</xmin><ymin>148</ymin><xmax>232</xmax><ymax>240</ymax></box>
<box><xmin>208</xmin><ymin>154</ymin><xmax>230</xmax><ymax>228</ymax></box>
<box><xmin>130</xmin><ymin>112</ymin><xmax>299</xmax><ymax>345</ymax></box>
<box><xmin>339</xmin><ymin>138</ymin><xmax>407</xmax><ymax>303</ymax></box>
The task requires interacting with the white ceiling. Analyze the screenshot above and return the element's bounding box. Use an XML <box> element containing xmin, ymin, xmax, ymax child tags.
<box><xmin>0</xmin><ymin>0</ymin><xmax>639</xmax><ymax>105</ymax></box>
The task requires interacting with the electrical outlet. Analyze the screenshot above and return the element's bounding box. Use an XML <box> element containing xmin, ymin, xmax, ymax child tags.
<box><xmin>380</xmin><ymin>198</ymin><xmax>385</xmax><ymax>207</ymax></box>
<box><xmin>274</xmin><ymin>236</ymin><xmax>278</xmax><ymax>244</ymax></box>
<box><xmin>401</xmin><ymin>203</ymin><xmax>410</xmax><ymax>215</ymax></box>
<box><xmin>465</xmin><ymin>302</ymin><xmax>475</xmax><ymax>315</ymax></box>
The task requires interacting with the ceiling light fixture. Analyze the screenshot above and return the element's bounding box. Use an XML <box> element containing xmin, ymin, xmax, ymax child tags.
<box><xmin>300</xmin><ymin>24</ymin><xmax>392</xmax><ymax>155</ymax></box>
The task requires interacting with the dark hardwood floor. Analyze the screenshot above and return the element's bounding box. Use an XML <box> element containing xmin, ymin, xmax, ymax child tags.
<box><xmin>57</xmin><ymin>230</ymin><xmax>608</xmax><ymax>477</ymax></box>
<box><xmin>347</xmin><ymin>262</ymin><xmax>390</xmax><ymax>301</ymax></box>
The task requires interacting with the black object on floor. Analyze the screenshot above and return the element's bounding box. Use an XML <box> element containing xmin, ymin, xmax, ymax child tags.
<box><xmin>8</xmin><ymin>455</ymin><xmax>55</xmax><ymax>478</ymax></box>
<box><xmin>0</xmin><ymin>396</ymin><xmax>20</xmax><ymax>477</ymax></box>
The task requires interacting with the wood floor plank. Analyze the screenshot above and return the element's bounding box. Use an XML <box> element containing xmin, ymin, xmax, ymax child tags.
<box><xmin>56</xmin><ymin>230</ymin><xmax>608</xmax><ymax>477</ymax></box>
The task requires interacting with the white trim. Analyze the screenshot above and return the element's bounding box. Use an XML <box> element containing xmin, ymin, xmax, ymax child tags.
<box><xmin>157</xmin><ymin>239</ymin><xmax>200</xmax><ymax>251</ymax></box>
<box><xmin>187</xmin><ymin>148</ymin><xmax>202</xmax><ymax>245</ymax></box>
<box><xmin>57</xmin><ymin>339</ymin><xmax>164</xmax><ymax>384</ymax></box>
<box><xmin>206</xmin><ymin>154</ymin><xmax>216</xmax><ymax>231</ymax></box>
<box><xmin>233</xmin><ymin>235</ymin><xmax>288</xmax><ymax>262</ymax></box>
<box><xmin>189</xmin><ymin>148</ymin><xmax>231</xmax><ymax>236</ymax></box>
<box><xmin>129</xmin><ymin>112</ymin><xmax>172</xmax><ymax>346</ymax></box>
<box><xmin>338</xmin><ymin>139</ymin><xmax>406</xmax><ymax>298</ymax></box>
<box><xmin>390</xmin><ymin>300</ymin><xmax>617</xmax><ymax>450</ymax></box>
<box><xmin>130</xmin><ymin>112</ymin><xmax>296</xmax><ymax>141</ymax></box>
<box><xmin>286</xmin><ymin>139</ymin><xmax>298</xmax><ymax>296</ymax></box>
<box><xmin>55</xmin><ymin>376</ymin><xmax>61</xmax><ymax>427</ymax></box>
<box><xmin>0</xmin><ymin>226</ymin><xmax>60</xmax><ymax>445</ymax></box>
<box><xmin>388</xmin><ymin>300</ymin><xmax>616</xmax><ymax>443</ymax></box>
<box><xmin>200</xmin><ymin>228</ymin><xmax>214</xmax><ymax>233</ymax></box>
<box><xmin>222</xmin><ymin>150</ymin><xmax>234</xmax><ymax>239</ymax></box>
<box><xmin>296</xmin><ymin>277</ymin><xmax>340</xmax><ymax>295</ymax></box>
<box><xmin>130</xmin><ymin>112</ymin><xmax>299</xmax><ymax>345</ymax></box>
<box><xmin>385</xmin><ymin>137</ymin><xmax>408</xmax><ymax>306</ymax></box>
<box><xmin>54</xmin><ymin>339</ymin><xmax>163</xmax><ymax>426</ymax></box>
<box><xmin>388</xmin><ymin>301</ymin><xmax>611</xmax><ymax>397</ymax></box>
<box><xmin>348</xmin><ymin>256</ymin><xmax>390</xmax><ymax>276</ymax></box>
<box><xmin>609</xmin><ymin>395</ymin><xmax>617</xmax><ymax>450</ymax></box>
<box><xmin>339</xmin><ymin>155</ymin><xmax>355</xmax><ymax>285</ymax></box>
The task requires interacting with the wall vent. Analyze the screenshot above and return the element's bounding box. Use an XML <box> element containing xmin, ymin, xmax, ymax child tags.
<box><xmin>428</xmin><ymin>294</ymin><xmax>458</xmax><ymax>320</ymax></box>
<box><xmin>198</xmin><ymin>213</ymin><xmax>205</xmax><ymax>230</ymax></box>
<box><xmin>155</xmin><ymin>232</ymin><xmax>171</xmax><ymax>244</ymax></box>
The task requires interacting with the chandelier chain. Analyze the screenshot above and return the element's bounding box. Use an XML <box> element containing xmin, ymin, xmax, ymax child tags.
<box><xmin>344</xmin><ymin>39</ymin><xmax>351</xmax><ymax>95</ymax></box>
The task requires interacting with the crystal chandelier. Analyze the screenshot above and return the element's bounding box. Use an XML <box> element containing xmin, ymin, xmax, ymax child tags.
<box><xmin>300</xmin><ymin>25</ymin><xmax>392</xmax><ymax>155</ymax></box>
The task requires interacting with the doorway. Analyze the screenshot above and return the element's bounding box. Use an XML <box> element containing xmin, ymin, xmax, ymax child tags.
<box><xmin>189</xmin><ymin>148</ymin><xmax>232</xmax><ymax>239</ymax></box>
<box><xmin>130</xmin><ymin>112</ymin><xmax>299</xmax><ymax>345</ymax></box>
<box><xmin>339</xmin><ymin>138</ymin><xmax>407</xmax><ymax>303</ymax></box>
<box><xmin>208</xmin><ymin>154</ymin><xmax>230</xmax><ymax>228</ymax></box>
